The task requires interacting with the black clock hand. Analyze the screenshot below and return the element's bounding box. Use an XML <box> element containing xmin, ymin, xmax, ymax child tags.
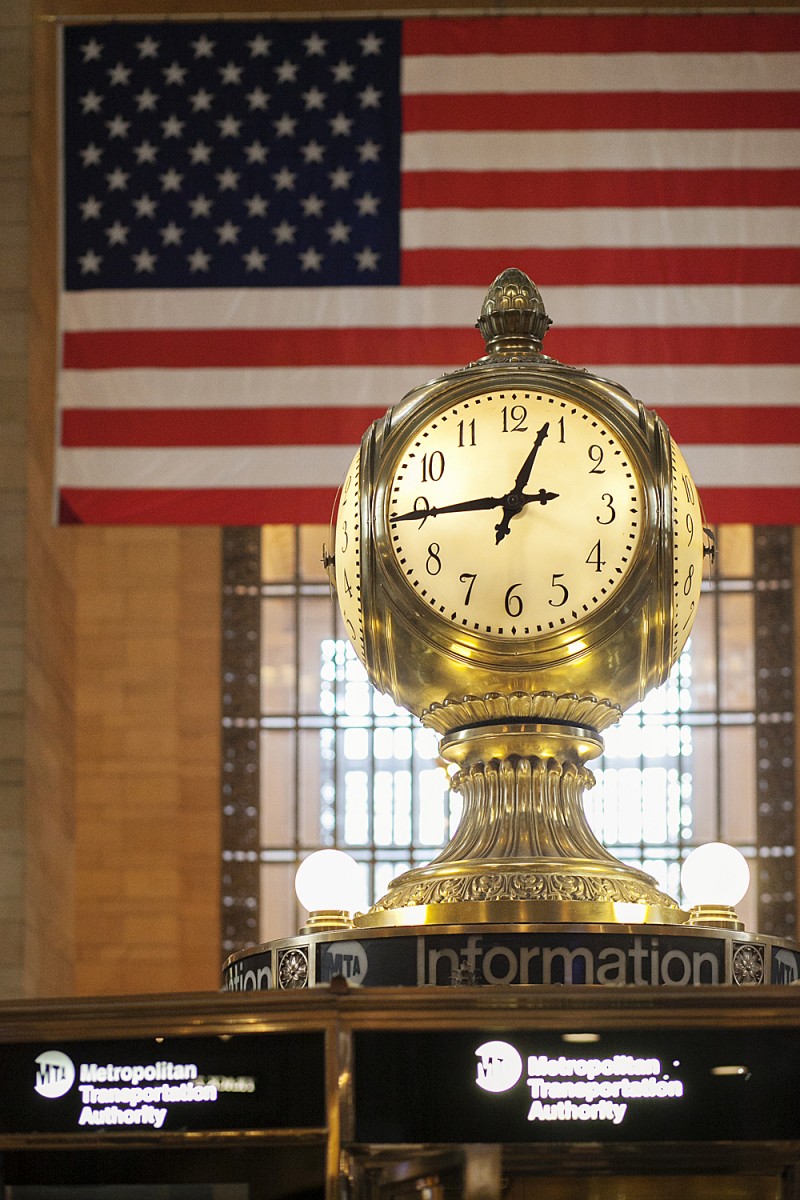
<box><xmin>512</xmin><ymin>421</ymin><xmax>550</xmax><ymax>493</ymax></box>
<box><xmin>495</xmin><ymin>422</ymin><xmax>551</xmax><ymax>544</ymax></box>
<box><xmin>521</xmin><ymin>488</ymin><xmax>558</xmax><ymax>505</ymax></box>
<box><xmin>391</xmin><ymin>488</ymin><xmax>559</xmax><ymax>525</ymax></box>
<box><xmin>391</xmin><ymin>494</ymin><xmax>507</xmax><ymax>522</ymax></box>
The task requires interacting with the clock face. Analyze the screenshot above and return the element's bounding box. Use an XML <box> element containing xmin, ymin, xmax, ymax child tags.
<box><xmin>670</xmin><ymin>437</ymin><xmax>704</xmax><ymax>661</ymax></box>
<box><xmin>385</xmin><ymin>390</ymin><xmax>645</xmax><ymax>640</ymax></box>
<box><xmin>334</xmin><ymin>448</ymin><xmax>366</xmax><ymax>663</ymax></box>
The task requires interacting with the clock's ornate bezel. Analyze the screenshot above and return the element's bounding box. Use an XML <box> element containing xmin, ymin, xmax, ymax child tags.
<box><xmin>369</xmin><ymin>363</ymin><xmax>668</xmax><ymax>671</ymax></box>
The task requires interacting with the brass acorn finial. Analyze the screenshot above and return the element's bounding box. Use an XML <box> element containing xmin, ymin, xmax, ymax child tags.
<box><xmin>476</xmin><ymin>267</ymin><xmax>552</xmax><ymax>355</ymax></box>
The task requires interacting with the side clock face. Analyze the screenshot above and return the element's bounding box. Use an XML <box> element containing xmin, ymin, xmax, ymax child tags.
<box><xmin>334</xmin><ymin>448</ymin><xmax>366</xmax><ymax>663</ymax></box>
<box><xmin>385</xmin><ymin>390</ymin><xmax>645</xmax><ymax>640</ymax></box>
<box><xmin>670</xmin><ymin>438</ymin><xmax>704</xmax><ymax>661</ymax></box>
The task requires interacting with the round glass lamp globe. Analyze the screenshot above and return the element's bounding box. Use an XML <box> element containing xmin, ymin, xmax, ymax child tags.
<box><xmin>295</xmin><ymin>849</ymin><xmax>361</xmax><ymax>914</ymax></box>
<box><xmin>680</xmin><ymin>842</ymin><xmax>750</xmax><ymax>909</ymax></box>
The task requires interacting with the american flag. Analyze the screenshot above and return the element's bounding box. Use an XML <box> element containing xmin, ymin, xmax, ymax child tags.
<box><xmin>58</xmin><ymin>14</ymin><xmax>800</xmax><ymax>525</ymax></box>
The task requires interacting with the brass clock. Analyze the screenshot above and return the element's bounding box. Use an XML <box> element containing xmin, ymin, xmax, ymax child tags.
<box><xmin>330</xmin><ymin>268</ymin><xmax>709</xmax><ymax>925</ymax></box>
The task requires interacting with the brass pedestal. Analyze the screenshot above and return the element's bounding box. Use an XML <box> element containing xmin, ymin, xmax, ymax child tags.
<box><xmin>355</xmin><ymin>722</ymin><xmax>682</xmax><ymax>929</ymax></box>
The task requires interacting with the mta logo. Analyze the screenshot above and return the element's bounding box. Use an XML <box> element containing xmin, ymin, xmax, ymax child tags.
<box><xmin>34</xmin><ymin>1050</ymin><xmax>75</xmax><ymax>1099</ymax></box>
<box><xmin>319</xmin><ymin>941</ymin><xmax>368</xmax><ymax>986</ymax></box>
<box><xmin>774</xmin><ymin>950</ymin><xmax>800</xmax><ymax>985</ymax></box>
<box><xmin>475</xmin><ymin>1040</ymin><xmax>523</xmax><ymax>1093</ymax></box>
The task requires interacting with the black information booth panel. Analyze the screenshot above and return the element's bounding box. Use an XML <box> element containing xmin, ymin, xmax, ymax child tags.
<box><xmin>0</xmin><ymin>1023</ymin><xmax>328</xmax><ymax>1199</ymax></box>
<box><xmin>1</xmin><ymin>991</ymin><xmax>800</xmax><ymax>1199</ymax></box>
<box><xmin>354</xmin><ymin>1027</ymin><xmax>800</xmax><ymax>1145</ymax></box>
<box><xmin>0</xmin><ymin>1033</ymin><xmax>324</xmax><ymax>1136</ymax></box>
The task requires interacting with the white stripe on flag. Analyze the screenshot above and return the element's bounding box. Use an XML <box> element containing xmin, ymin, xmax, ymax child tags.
<box><xmin>403</xmin><ymin>53</ymin><xmax>800</xmax><ymax>94</ymax></box>
<box><xmin>402</xmin><ymin>130</ymin><xmax>800</xmax><ymax>171</ymax></box>
<box><xmin>55</xmin><ymin>444</ymin><xmax>800</xmax><ymax>490</ymax></box>
<box><xmin>56</xmin><ymin>366</ymin><xmax>800</xmax><ymax>412</ymax></box>
<box><xmin>56</xmin><ymin>445</ymin><xmax>357</xmax><ymax>488</ymax></box>
<box><xmin>682</xmin><ymin>445</ymin><xmax>800</xmax><ymax>487</ymax></box>
<box><xmin>60</xmin><ymin>286</ymin><xmax>800</xmax><ymax>332</ymax></box>
<box><xmin>402</xmin><ymin>208</ymin><xmax>800</xmax><ymax>249</ymax></box>
<box><xmin>57</xmin><ymin>367</ymin><xmax>439</xmax><ymax>409</ymax></box>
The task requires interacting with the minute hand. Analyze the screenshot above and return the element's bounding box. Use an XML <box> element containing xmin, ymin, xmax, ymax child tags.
<box><xmin>391</xmin><ymin>488</ymin><xmax>558</xmax><ymax>524</ymax></box>
<box><xmin>512</xmin><ymin>421</ymin><xmax>550</xmax><ymax>493</ymax></box>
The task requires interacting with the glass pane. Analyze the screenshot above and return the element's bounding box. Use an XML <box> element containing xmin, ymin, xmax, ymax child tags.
<box><xmin>299</xmin><ymin>524</ymin><xmax>329</xmax><ymax>581</ymax></box>
<box><xmin>298</xmin><ymin>728</ymin><xmax>325</xmax><ymax>846</ymax></box>
<box><xmin>260</xmin><ymin>597</ymin><xmax>295</xmax><ymax>713</ymax></box>
<box><xmin>720</xmin><ymin>724</ymin><xmax>757</xmax><ymax>843</ymax></box>
<box><xmin>299</xmin><ymin>595</ymin><xmax>335</xmax><ymax>713</ymax></box>
<box><xmin>719</xmin><ymin>592</ymin><xmax>754</xmax><ymax>711</ymax></box>
<box><xmin>688</xmin><ymin>725</ymin><xmax>719</xmax><ymax>845</ymax></box>
<box><xmin>343</xmin><ymin>768</ymin><xmax>370</xmax><ymax>845</ymax></box>
<box><xmin>261</xmin><ymin>525</ymin><xmax>296</xmax><ymax>581</ymax></box>
<box><xmin>260</xmin><ymin>730</ymin><xmax>295</xmax><ymax>846</ymax></box>
<box><xmin>260</xmin><ymin>862</ymin><xmax>297</xmax><ymax>943</ymax></box>
<box><xmin>716</xmin><ymin>523</ymin><xmax>753</xmax><ymax>578</ymax></box>
<box><xmin>687</xmin><ymin>604</ymin><xmax>717</xmax><ymax>711</ymax></box>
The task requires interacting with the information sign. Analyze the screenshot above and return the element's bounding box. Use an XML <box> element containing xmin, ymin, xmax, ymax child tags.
<box><xmin>0</xmin><ymin>1033</ymin><xmax>325</xmax><ymax>1136</ymax></box>
<box><xmin>354</xmin><ymin>1028</ymin><xmax>800</xmax><ymax>1144</ymax></box>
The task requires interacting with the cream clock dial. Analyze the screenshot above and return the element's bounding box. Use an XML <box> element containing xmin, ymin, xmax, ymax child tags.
<box><xmin>386</xmin><ymin>390</ymin><xmax>644</xmax><ymax>639</ymax></box>
<box><xmin>670</xmin><ymin>438</ymin><xmax>704</xmax><ymax>661</ymax></box>
<box><xmin>334</xmin><ymin>448</ymin><xmax>366</xmax><ymax>663</ymax></box>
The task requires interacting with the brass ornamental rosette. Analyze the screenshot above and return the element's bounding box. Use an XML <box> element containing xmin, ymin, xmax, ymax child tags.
<box><xmin>331</xmin><ymin>268</ymin><xmax>708</xmax><ymax>927</ymax></box>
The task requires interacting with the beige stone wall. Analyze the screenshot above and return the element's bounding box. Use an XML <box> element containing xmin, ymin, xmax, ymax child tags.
<box><xmin>1</xmin><ymin>0</ymin><xmax>32</xmax><ymax>999</ymax></box>
<box><xmin>70</xmin><ymin>528</ymin><xmax>221</xmax><ymax>995</ymax></box>
<box><xmin>17</xmin><ymin>0</ymin><xmax>223</xmax><ymax>998</ymax></box>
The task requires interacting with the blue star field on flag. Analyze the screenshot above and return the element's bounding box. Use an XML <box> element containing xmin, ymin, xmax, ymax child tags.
<box><xmin>62</xmin><ymin>21</ymin><xmax>402</xmax><ymax>290</ymax></box>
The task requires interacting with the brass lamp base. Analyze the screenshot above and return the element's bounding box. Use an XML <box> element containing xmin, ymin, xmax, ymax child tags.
<box><xmin>686</xmin><ymin>904</ymin><xmax>745</xmax><ymax>932</ymax></box>
<box><xmin>300</xmin><ymin>910</ymin><xmax>355</xmax><ymax>933</ymax></box>
<box><xmin>356</xmin><ymin>720</ymin><xmax>682</xmax><ymax>929</ymax></box>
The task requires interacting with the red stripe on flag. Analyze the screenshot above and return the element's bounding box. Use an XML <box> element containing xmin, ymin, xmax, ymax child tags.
<box><xmin>59</xmin><ymin>406</ymin><xmax>800</xmax><ymax>449</ymax></box>
<box><xmin>403</xmin><ymin>92</ymin><xmax>800</xmax><ymax>132</ymax></box>
<box><xmin>403</xmin><ymin>15</ymin><xmax>800</xmax><ymax>55</ymax></box>
<box><xmin>61</xmin><ymin>327</ymin><xmax>480</xmax><ymax>369</ymax></box>
<box><xmin>61</xmin><ymin>326</ymin><xmax>800</xmax><ymax>370</ymax></box>
<box><xmin>401</xmin><ymin>248</ymin><xmax>800</xmax><ymax>286</ymax></box>
<box><xmin>56</xmin><ymin>485</ymin><xmax>800</xmax><ymax>527</ymax></box>
<box><xmin>548</xmin><ymin>328</ymin><xmax>798</xmax><ymax>366</ymax></box>
<box><xmin>58</xmin><ymin>487</ymin><xmax>338</xmax><ymax>525</ymax></box>
<box><xmin>402</xmin><ymin>170</ymin><xmax>800</xmax><ymax>210</ymax></box>
<box><xmin>656</xmin><ymin>407</ymin><xmax>800</xmax><ymax>445</ymax></box>
<box><xmin>697</xmin><ymin>488</ymin><xmax>800</xmax><ymax>525</ymax></box>
<box><xmin>60</xmin><ymin>406</ymin><xmax>388</xmax><ymax>448</ymax></box>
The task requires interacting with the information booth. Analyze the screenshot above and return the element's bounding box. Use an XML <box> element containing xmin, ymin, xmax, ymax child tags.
<box><xmin>0</xmin><ymin>985</ymin><xmax>799</xmax><ymax>1199</ymax></box>
<box><xmin>6</xmin><ymin>260</ymin><xmax>799</xmax><ymax>1198</ymax></box>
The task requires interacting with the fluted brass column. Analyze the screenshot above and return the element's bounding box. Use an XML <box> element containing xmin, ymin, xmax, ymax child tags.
<box><xmin>356</xmin><ymin>722</ymin><xmax>682</xmax><ymax>927</ymax></box>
